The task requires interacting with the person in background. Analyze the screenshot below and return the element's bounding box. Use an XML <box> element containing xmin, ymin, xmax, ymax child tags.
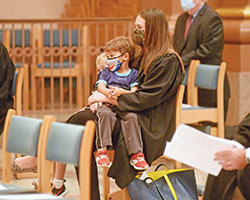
<box><xmin>204</xmin><ymin>112</ymin><xmax>250</xmax><ymax>200</ymax></box>
<box><xmin>173</xmin><ymin>0</ymin><xmax>231</xmax><ymax>121</ymax></box>
<box><xmin>0</xmin><ymin>42</ymin><xmax>15</xmax><ymax>135</ymax></box>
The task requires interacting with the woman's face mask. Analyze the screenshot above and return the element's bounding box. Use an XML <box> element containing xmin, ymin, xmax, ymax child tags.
<box><xmin>133</xmin><ymin>28</ymin><xmax>145</xmax><ymax>46</ymax></box>
<box><xmin>106</xmin><ymin>54</ymin><xmax>124</xmax><ymax>72</ymax></box>
<box><xmin>180</xmin><ymin>0</ymin><xmax>196</xmax><ymax>11</ymax></box>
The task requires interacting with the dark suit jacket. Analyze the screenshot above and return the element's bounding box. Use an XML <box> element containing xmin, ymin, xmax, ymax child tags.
<box><xmin>0</xmin><ymin>42</ymin><xmax>15</xmax><ymax>134</ymax></box>
<box><xmin>173</xmin><ymin>3</ymin><xmax>230</xmax><ymax>105</ymax></box>
<box><xmin>234</xmin><ymin>112</ymin><xmax>250</xmax><ymax>148</ymax></box>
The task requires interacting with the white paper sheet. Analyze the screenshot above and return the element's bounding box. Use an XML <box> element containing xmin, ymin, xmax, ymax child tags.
<box><xmin>164</xmin><ymin>124</ymin><xmax>241</xmax><ymax>176</ymax></box>
<box><xmin>0</xmin><ymin>185</ymin><xmax>6</xmax><ymax>191</ymax></box>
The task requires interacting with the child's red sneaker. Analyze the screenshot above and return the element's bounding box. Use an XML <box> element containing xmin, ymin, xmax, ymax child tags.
<box><xmin>96</xmin><ymin>149</ymin><xmax>112</xmax><ymax>167</ymax></box>
<box><xmin>130</xmin><ymin>152</ymin><xmax>149</xmax><ymax>170</ymax></box>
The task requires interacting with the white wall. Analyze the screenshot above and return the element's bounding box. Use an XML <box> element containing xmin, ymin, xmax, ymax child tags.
<box><xmin>0</xmin><ymin>0</ymin><xmax>68</xmax><ymax>19</ymax></box>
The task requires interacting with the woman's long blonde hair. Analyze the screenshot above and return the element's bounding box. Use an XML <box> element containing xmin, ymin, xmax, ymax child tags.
<box><xmin>139</xmin><ymin>8</ymin><xmax>177</xmax><ymax>74</ymax></box>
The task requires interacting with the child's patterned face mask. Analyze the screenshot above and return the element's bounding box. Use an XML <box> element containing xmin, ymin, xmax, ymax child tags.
<box><xmin>106</xmin><ymin>53</ymin><xmax>124</xmax><ymax>72</ymax></box>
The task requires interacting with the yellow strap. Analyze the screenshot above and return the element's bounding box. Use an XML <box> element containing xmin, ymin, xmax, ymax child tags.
<box><xmin>164</xmin><ymin>174</ymin><xmax>178</xmax><ymax>200</ymax></box>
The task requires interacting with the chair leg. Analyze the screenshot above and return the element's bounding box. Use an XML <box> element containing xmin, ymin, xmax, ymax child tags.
<box><xmin>30</xmin><ymin>67</ymin><xmax>37</xmax><ymax>110</ymax></box>
<box><xmin>103</xmin><ymin>167</ymin><xmax>110</xmax><ymax>200</ymax></box>
<box><xmin>217</xmin><ymin>121</ymin><xmax>224</xmax><ymax>138</ymax></box>
<box><xmin>211</xmin><ymin>127</ymin><xmax>217</xmax><ymax>137</ymax></box>
<box><xmin>107</xmin><ymin>188</ymin><xmax>130</xmax><ymax>200</ymax></box>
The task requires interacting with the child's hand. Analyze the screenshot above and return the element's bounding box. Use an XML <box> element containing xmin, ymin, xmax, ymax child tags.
<box><xmin>109</xmin><ymin>86</ymin><xmax>125</xmax><ymax>97</ymax></box>
<box><xmin>108</xmin><ymin>88</ymin><xmax>118</xmax><ymax>99</ymax></box>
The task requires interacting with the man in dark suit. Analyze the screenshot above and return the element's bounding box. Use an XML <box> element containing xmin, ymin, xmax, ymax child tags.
<box><xmin>173</xmin><ymin>0</ymin><xmax>231</xmax><ymax>121</ymax></box>
<box><xmin>204</xmin><ymin>112</ymin><xmax>250</xmax><ymax>199</ymax></box>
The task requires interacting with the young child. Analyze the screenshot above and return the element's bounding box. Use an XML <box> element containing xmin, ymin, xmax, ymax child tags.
<box><xmin>94</xmin><ymin>36</ymin><xmax>149</xmax><ymax>170</ymax></box>
<box><xmin>96</xmin><ymin>52</ymin><xmax>108</xmax><ymax>74</ymax></box>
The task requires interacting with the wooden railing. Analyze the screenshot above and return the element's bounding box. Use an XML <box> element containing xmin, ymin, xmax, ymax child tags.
<box><xmin>0</xmin><ymin>18</ymin><xmax>133</xmax><ymax>115</ymax></box>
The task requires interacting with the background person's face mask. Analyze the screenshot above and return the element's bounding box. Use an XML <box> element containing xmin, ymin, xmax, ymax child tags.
<box><xmin>133</xmin><ymin>28</ymin><xmax>145</xmax><ymax>46</ymax></box>
<box><xmin>180</xmin><ymin>0</ymin><xmax>196</xmax><ymax>11</ymax></box>
<box><xmin>106</xmin><ymin>55</ymin><xmax>123</xmax><ymax>72</ymax></box>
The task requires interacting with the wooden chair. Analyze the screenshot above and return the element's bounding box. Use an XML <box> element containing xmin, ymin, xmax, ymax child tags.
<box><xmin>12</xmin><ymin>66</ymin><xmax>25</xmax><ymax>116</ymax></box>
<box><xmin>181</xmin><ymin>61</ymin><xmax>226</xmax><ymax>138</ymax></box>
<box><xmin>39</xmin><ymin>119</ymin><xmax>96</xmax><ymax>199</ymax></box>
<box><xmin>103</xmin><ymin>84</ymin><xmax>185</xmax><ymax>200</ymax></box>
<box><xmin>3</xmin><ymin>29</ymin><xmax>31</xmax><ymax>111</ymax></box>
<box><xmin>2</xmin><ymin>109</ymin><xmax>53</xmax><ymax>193</ymax></box>
<box><xmin>30</xmin><ymin>28</ymin><xmax>84</xmax><ymax>111</ymax></box>
<box><xmin>10</xmin><ymin>65</ymin><xmax>38</xmax><ymax>179</ymax></box>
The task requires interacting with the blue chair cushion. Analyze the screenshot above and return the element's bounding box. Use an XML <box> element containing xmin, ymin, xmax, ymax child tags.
<box><xmin>46</xmin><ymin>122</ymin><xmax>85</xmax><ymax>166</ymax></box>
<box><xmin>12</xmin><ymin>71</ymin><xmax>18</xmax><ymax>96</ymax></box>
<box><xmin>195</xmin><ymin>64</ymin><xmax>220</xmax><ymax>90</ymax></box>
<box><xmin>10</xmin><ymin>30</ymin><xmax>30</xmax><ymax>47</ymax></box>
<box><xmin>182</xmin><ymin>66</ymin><xmax>188</xmax><ymax>86</ymax></box>
<box><xmin>15</xmin><ymin>63</ymin><xmax>23</xmax><ymax>68</ymax></box>
<box><xmin>182</xmin><ymin>104</ymin><xmax>211</xmax><ymax>110</ymax></box>
<box><xmin>0</xmin><ymin>30</ymin><xmax>2</xmax><ymax>42</ymax></box>
<box><xmin>43</xmin><ymin>29</ymin><xmax>78</xmax><ymax>47</ymax></box>
<box><xmin>6</xmin><ymin>116</ymin><xmax>43</xmax><ymax>156</ymax></box>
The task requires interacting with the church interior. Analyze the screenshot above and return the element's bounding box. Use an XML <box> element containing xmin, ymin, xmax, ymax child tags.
<box><xmin>0</xmin><ymin>0</ymin><xmax>249</xmax><ymax>199</ymax></box>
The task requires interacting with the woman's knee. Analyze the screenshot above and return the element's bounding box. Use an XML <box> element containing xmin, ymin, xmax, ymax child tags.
<box><xmin>123</xmin><ymin>112</ymin><xmax>138</xmax><ymax>121</ymax></box>
<box><xmin>97</xmin><ymin>108</ymin><xmax>115</xmax><ymax>119</ymax></box>
<box><xmin>67</xmin><ymin>110</ymin><xmax>97</xmax><ymax>125</ymax></box>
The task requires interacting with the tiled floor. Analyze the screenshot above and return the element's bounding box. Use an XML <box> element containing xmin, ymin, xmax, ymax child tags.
<box><xmin>0</xmin><ymin>159</ymin><xmax>121</xmax><ymax>200</ymax></box>
<box><xmin>0</xmin><ymin>156</ymin><xmax>207</xmax><ymax>200</ymax></box>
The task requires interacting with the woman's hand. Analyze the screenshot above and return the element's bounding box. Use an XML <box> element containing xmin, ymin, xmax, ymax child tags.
<box><xmin>214</xmin><ymin>147</ymin><xmax>247</xmax><ymax>170</ymax></box>
<box><xmin>89</xmin><ymin>102</ymin><xmax>103</xmax><ymax>113</ymax></box>
<box><xmin>88</xmin><ymin>91</ymin><xmax>108</xmax><ymax>105</ymax></box>
<box><xmin>88</xmin><ymin>91</ymin><xmax>118</xmax><ymax>106</ymax></box>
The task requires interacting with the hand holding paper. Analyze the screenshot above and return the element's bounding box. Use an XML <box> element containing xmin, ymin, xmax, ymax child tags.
<box><xmin>164</xmin><ymin>124</ymin><xmax>243</xmax><ymax>176</ymax></box>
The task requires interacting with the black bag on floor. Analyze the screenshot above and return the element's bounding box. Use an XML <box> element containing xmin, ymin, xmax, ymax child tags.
<box><xmin>127</xmin><ymin>164</ymin><xmax>198</xmax><ymax>200</ymax></box>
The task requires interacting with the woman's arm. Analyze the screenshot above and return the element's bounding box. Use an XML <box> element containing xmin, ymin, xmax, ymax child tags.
<box><xmin>109</xmin><ymin>86</ymin><xmax>138</xmax><ymax>98</ymax></box>
<box><xmin>117</xmin><ymin>54</ymin><xmax>183</xmax><ymax>112</ymax></box>
<box><xmin>88</xmin><ymin>91</ymin><xmax>118</xmax><ymax>106</ymax></box>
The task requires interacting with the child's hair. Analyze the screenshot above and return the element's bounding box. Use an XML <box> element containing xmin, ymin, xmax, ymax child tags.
<box><xmin>103</xmin><ymin>36</ymin><xmax>137</xmax><ymax>68</ymax></box>
<box><xmin>96</xmin><ymin>52</ymin><xmax>107</xmax><ymax>72</ymax></box>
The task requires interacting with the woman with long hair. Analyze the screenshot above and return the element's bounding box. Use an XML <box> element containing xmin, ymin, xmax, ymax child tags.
<box><xmin>87</xmin><ymin>7</ymin><xmax>185</xmax><ymax>198</ymax></box>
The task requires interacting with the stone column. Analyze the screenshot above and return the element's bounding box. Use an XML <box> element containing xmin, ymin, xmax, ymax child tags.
<box><xmin>216</xmin><ymin>1</ymin><xmax>250</xmax><ymax>125</ymax></box>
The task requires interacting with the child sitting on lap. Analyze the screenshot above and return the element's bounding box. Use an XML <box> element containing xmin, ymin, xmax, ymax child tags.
<box><xmin>94</xmin><ymin>36</ymin><xmax>149</xmax><ymax>170</ymax></box>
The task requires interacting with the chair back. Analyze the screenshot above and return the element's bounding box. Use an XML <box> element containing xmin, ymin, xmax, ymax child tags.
<box><xmin>195</xmin><ymin>64</ymin><xmax>220</xmax><ymax>90</ymax></box>
<box><xmin>190</xmin><ymin>62</ymin><xmax>226</xmax><ymax>106</ymax></box>
<box><xmin>41</xmin><ymin>120</ymin><xmax>96</xmax><ymax>200</ymax></box>
<box><xmin>0</xmin><ymin>30</ymin><xmax>2</xmax><ymax>42</ymax></box>
<box><xmin>12</xmin><ymin>71</ymin><xmax>18</xmax><ymax>96</ymax></box>
<box><xmin>2</xmin><ymin>109</ymin><xmax>50</xmax><ymax>183</ymax></box>
<box><xmin>43</xmin><ymin>29</ymin><xmax>79</xmax><ymax>47</ymax></box>
<box><xmin>10</xmin><ymin>30</ymin><xmax>30</xmax><ymax>47</ymax></box>
<box><xmin>12</xmin><ymin>67</ymin><xmax>25</xmax><ymax>115</ymax></box>
<box><xmin>6</xmin><ymin>116</ymin><xmax>43</xmax><ymax>156</ymax></box>
<box><xmin>175</xmin><ymin>85</ymin><xmax>185</xmax><ymax>128</ymax></box>
<box><xmin>46</xmin><ymin>122</ymin><xmax>86</xmax><ymax>166</ymax></box>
